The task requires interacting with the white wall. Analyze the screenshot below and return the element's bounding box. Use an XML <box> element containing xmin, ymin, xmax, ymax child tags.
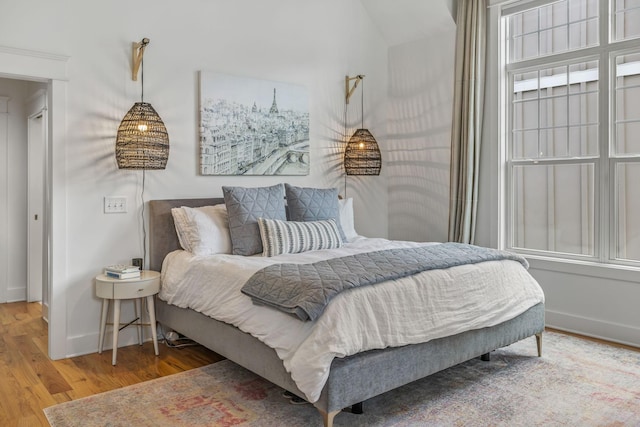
<box><xmin>0</xmin><ymin>78</ymin><xmax>28</xmax><ymax>302</ymax></box>
<box><xmin>385</xmin><ymin>9</ymin><xmax>456</xmax><ymax>242</ymax></box>
<box><xmin>0</xmin><ymin>0</ymin><xmax>389</xmax><ymax>357</ymax></box>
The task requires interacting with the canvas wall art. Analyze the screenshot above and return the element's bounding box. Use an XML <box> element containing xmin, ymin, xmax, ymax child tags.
<box><xmin>199</xmin><ymin>71</ymin><xmax>310</xmax><ymax>175</ymax></box>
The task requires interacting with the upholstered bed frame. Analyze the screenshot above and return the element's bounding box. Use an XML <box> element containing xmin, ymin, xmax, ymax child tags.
<box><xmin>149</xmin><ymin>198</ymin><xmax>545</xmax><ymax>427</ymax></box>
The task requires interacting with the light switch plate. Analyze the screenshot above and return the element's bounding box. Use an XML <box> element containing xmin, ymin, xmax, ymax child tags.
<box><xmin>104</xmin><ymin>196</ymin><xmax>127</xmax><ymax>213</ymax></box>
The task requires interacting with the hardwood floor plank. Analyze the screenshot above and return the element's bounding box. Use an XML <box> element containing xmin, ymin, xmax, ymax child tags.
<box><xmin>16</xmin><ymin>414</ymin><xmax>50</xmax><ymax>427</ymax></box>
<box><xmin>31</xmin><ymin>329</ymin><xmax>49</xmax><ymax>355</ymax></box>
<box><xmin>5</xmin><ymin>333</ymin><xmax>72</xmax><ymax>394</ymax></box>
<box><xmin>0</xmin><ymin>368</ymin><xmax>23</xmax><ymax>423</ymax></box>
<box><xmin>19</xmin><ymin>384</ymin><xmax>58</xmax><ymax>426</ymax></box>
<box><xmin>30</xmin><ymin>344</ymin><xmax>74</xmax><ymax>395</ymax></box>
<box><xmin>2</xmin><ymin>336</ymin><xmax>44</xmax><ymax>388</ymax></box>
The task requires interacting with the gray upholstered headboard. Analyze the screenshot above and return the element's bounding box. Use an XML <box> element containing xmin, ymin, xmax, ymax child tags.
<box><xmin>148</xmin><ymin>198</ymin><xmax>225</xmax><ymax>272</ymax></box>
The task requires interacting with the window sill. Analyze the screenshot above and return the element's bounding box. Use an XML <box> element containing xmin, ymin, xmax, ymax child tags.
<box><xmin>525</xmin><ymin>255</ymin><xmax>640</xmax><ymax>284</ymax></box>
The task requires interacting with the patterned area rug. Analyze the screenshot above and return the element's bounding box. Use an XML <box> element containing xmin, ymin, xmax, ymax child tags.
<box><xmin>45</xmin><ymin>331</ymin><xmax>640</xmax><ymax>426</ymax></box>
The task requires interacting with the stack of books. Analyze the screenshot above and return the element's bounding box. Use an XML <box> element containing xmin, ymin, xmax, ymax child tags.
<box><xmin>104</xmin><ymin>264</ymin><xmax>141</xmax><ymax>279</ymax></box>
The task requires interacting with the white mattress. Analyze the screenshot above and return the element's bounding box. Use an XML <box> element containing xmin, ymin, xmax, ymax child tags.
<box><xmin>159</xmin><ymin>237</ymin><xmax>545</xmax><ymax>403</ymax></box>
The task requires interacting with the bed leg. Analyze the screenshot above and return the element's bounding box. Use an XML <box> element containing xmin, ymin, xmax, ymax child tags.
<box><xmin>480</xmin><ymin>352</ymin><xmax>490</xmax><ymax>361</ymax></box>
<box><xmin>535</xmin><ymin>332</ymin><xmax>543</xmax><ymax>357</ymax></box>
<box><xmin>352</xmin><ymin>401</ymin><xmax>364</xmax><ymax>414</ymax></box>
<box><xmin>319</xmin><ymin>409</ymin><xmax>340</xmax><ymax>427</ymax></box>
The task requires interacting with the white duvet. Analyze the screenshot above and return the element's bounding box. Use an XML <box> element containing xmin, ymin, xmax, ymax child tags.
<box><xmin>159</xmin><ymin>237</ymin><xmax>545</xmax><ymax>403</ymax></box>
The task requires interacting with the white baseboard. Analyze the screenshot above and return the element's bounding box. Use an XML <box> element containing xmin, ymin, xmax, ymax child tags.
<box><xmin>42</xmin><ymin>302</ymin><xmax>49</xmax><ymax>323</ymax></box>
<box><xmin>66</xmin><ymin>328</ymin><xmax>156</xmax><ymax>358</ymax></box>
<box><xmin>6</xmin><ymin>287</ymin><xmax>26</xmax><ymax>302</ymax></box>
<box><xmin>546</xmin><ymin>309</ymin><xmax>640</xmax><ymax>349</ymax></box>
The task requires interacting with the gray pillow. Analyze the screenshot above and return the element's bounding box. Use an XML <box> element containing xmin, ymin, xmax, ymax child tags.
<box><xmin>284</xmin><ymin>183</ymin><xmax>346</xmax><ymax>241</ymax></box>
<box><xmin>223</xmin><ymin>184</ymin><xmax>286</xmax><ymax>256</ymax></box>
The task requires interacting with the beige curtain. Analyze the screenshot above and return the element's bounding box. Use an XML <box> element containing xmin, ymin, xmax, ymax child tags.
<box><xmin>448</xmin><ymin>0</ymin><xmax>487</xmax><ymax>244</ymax></box>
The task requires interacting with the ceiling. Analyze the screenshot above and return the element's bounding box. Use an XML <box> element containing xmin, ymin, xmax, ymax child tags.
<box><xmin>360</xmin><ymin>0</ymin><xmax>456</xmax><ymax>47</ymax></box>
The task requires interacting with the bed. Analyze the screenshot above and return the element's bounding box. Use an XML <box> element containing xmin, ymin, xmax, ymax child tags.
<box><xmin>149</xmin><ymin>192</ymin><xmax>545</xmax><ymax>427</ymax></box>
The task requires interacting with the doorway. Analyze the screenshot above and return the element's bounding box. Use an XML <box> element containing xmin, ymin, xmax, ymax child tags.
<box><xmin>0</xmin><ymin>45</ymin><xmax>69</xmax><ymax>359</ymax></box>
<box><xmin>0</xmin><ymin>81</ymin><xmax>47</xmax><ymax>314</ymax></box>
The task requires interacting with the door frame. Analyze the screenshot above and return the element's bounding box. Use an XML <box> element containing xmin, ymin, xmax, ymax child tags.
<box><xmin>0</xmin><ymin>96</ymin><xmax>8</xmax><ymax>305</ymax></box>
<box><xmin>0</xmin><ymin>45</ymin><xmax>69</xmax><ymax>359</ymax></box>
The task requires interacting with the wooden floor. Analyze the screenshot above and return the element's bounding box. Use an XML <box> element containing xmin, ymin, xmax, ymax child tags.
<box><xmin>0</xmin><ymin>301</ymin><xmax>222</xmax><ymax>427</ymax></box>
<box><xmin>1</xmin><ymin>302</ymin><xmax>638</xmax><ymax>427</ymax></box>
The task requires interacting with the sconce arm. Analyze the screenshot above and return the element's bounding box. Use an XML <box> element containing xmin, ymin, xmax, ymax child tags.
<box><xmin>132</xmin><ymin>38</ymin><xmax>150</xmax><ymax>81</ymax></box>
<box><xmin>345</xmin><ymin>74</ymin><xmax>364</xmax><ymax>104</ymax></box>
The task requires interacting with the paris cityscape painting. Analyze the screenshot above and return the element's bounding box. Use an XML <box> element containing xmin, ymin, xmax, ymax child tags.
<box><xmin>199</xmin><ymin>71</ymin><xmax>310</xmax><ymax>175</ymax></box>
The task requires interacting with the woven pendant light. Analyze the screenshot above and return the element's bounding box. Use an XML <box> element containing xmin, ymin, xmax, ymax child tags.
<box><xmin>344</xmin><ymin>128</ymin><xmax>381</xmax><ymax>175</ymax></box>
<box><xmin>116</xmin><ymin>38</ymin><xmax>169</xmax><ymax>170</ymax></box>
<box><xmin>344</xmin><ymin>75</ymin><xmax>381</xmax><ymax>176</ymax></box>
<box><xmin>116</xmin><ymin>102</ymin><xmax>169</xmax><ymax>169</ymax></box>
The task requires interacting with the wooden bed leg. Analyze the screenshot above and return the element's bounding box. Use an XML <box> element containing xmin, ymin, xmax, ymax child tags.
<box><xmin>535</xmin><ymin>332</ymin><xmax>543</xmax><ymax>357</ymax></box>
<box><xmin>320</xmin><ymin>410</ymin><xmax>340</xmax><ymax>427</ymax></box>
<box><xmin>480</xmin><ymin>352</ymin><xmax>490</xmax><ymax>361</ymax></box>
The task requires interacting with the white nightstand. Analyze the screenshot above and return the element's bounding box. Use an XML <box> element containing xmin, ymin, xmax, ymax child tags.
<box><xmin>96</xmin><ymin>270</ymin><xmax>160</xmax><ymax>365</ymax></box>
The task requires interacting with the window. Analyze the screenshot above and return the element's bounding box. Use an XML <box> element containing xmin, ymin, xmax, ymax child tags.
<box><xmin>502</xmin><ymin>0</ymin><xmax>640</xmax><ymax>265</ymax></box>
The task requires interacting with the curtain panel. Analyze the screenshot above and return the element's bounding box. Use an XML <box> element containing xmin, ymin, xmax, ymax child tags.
<box><xmin>448</xmin><ymin>0</ymin><xmax>487</xmax><ymax>244</ymax></box>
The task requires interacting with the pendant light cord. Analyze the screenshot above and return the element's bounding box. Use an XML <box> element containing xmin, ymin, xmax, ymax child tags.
<box><xmin>343</xmin><ymin>93</ymin><xmax>348</xmax><ymax>198</ymax></box>
<box><xmin>140</xmin><ymin>42</ymin><xmax>146</xmax><ymax>268</ymax></box>
<box><xmin>360</xmin><ymin>76</ymin><xmax>364</xmax><ymax>129</ymax></box>
<box><xmin>141</xmin><ymin>169</ymin><xmax>147</xmax><ymax>268</ymax></box>
<box><xmin>141</xmin><ymin>55</ymin><xmax>144</xmax><ymax>103</ymax></box>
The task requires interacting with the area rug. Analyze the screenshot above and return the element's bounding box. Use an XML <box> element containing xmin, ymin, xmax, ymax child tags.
<box><xmin>45</xmin><ymin>331</ymin><xmax>640</xmax><ymax>426</ymax></box>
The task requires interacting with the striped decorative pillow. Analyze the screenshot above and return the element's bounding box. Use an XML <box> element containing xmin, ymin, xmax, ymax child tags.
<box><xmin>257</xmin><ymin>217</ymin><xmax>344</xmax><ymax>257</ymax></box>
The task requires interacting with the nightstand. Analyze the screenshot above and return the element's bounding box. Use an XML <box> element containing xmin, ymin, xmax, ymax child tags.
<box><xmin>96</xmin><ymin>270</ymin><xmax>160</xmax><ymax>365</ymax></box>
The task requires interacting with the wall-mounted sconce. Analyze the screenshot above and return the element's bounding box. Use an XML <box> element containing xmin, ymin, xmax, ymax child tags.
<box><xmin>343</xmin><ymin>74</ymin><xmax>381</xmax><ymax>176</ymax></box>
<box><xmin>115</xmin><ymin>38</ymin><xmax>169</xmax><ymax>170</ymax></box>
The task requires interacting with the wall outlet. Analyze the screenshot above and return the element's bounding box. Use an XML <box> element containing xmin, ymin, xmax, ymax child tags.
<box><xmin>104</xmin><ymin>196</ymin><xmax>127</xmax><ymax>213</ymax></box>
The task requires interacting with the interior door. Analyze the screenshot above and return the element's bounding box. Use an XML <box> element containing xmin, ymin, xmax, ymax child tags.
<box><xmin>27</xmin><ymin>111</ymin><xmax>45</xmax><ymax>304</ymax></box>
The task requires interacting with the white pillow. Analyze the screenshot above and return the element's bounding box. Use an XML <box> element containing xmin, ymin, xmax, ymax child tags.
<box><xmin>258</xmin><ymin>217</ymin><xmax>343</xmax><ymax>257</ymax></box>
<box><xmin>182</xmin><ymin>205</ymin><xmax>232</xmax><ymax>256</ymax></box>
<box><xmin>183</xmin><ymin>204</ymin><xmax>231</xmax><ymax>255</ymax></box>
<box><xmin>338</xmin><ymin>198</ymin><xmax>358</xmax><ymax>241</ymax></box>
<box><xmin>171</xmin><ymin>207</ymin><xmax>195</xmax><ymax>252</ymax></box>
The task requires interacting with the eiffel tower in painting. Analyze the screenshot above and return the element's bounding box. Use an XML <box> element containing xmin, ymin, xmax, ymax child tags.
<box><xmin>269</xmin><ymin>88</ymin><xmax>279</xmax><ymax>114</ymax></box>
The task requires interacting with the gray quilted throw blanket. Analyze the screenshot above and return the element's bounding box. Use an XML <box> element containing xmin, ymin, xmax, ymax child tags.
<box><xmin>241</xmin><ymin>242</ymin><xmax>529</xmax><ymax>321</ymax></box>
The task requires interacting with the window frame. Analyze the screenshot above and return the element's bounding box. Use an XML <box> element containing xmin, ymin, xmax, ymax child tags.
<box><xmin>500</xmin><ymin>0</ymin><xmax>640</xmax><ymax>267</ymax></box>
